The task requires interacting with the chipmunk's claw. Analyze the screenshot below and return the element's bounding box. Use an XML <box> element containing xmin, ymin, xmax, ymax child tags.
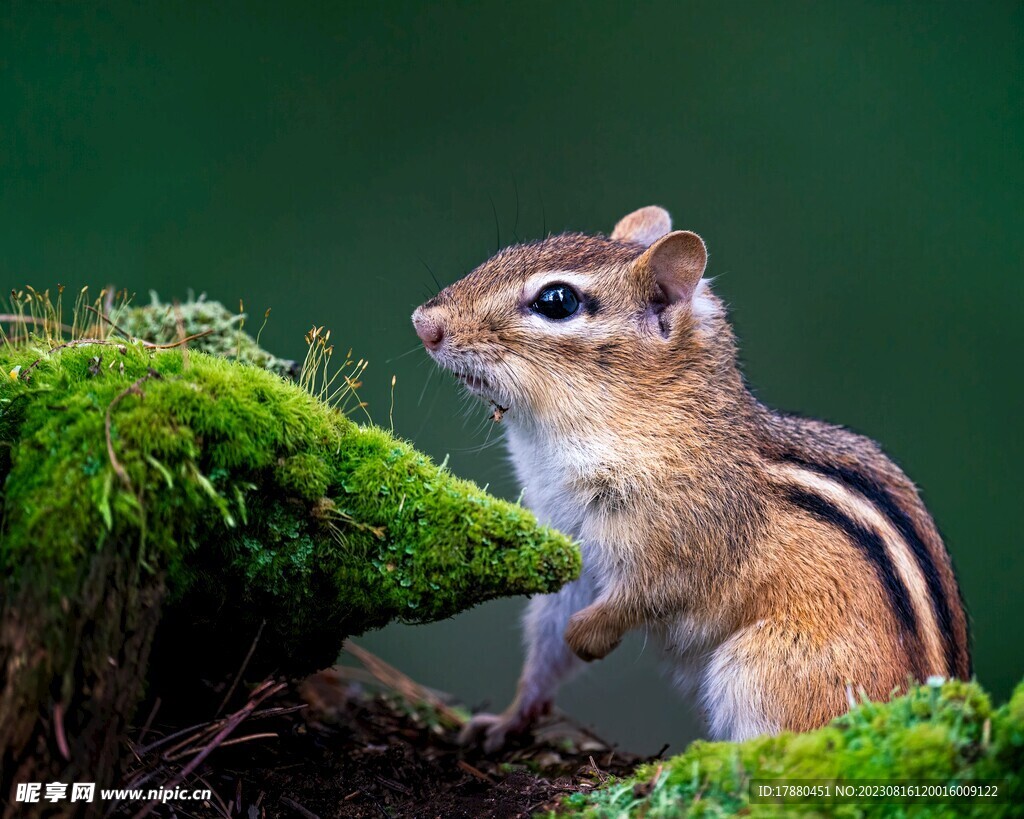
<box><xmin>458</xmin><ymin>700</ymin><xmax>550</xmax><ymax>753</ymax></box>
<box><xmin>459</xmin><ymin>712</ymin><xmax>517</xmax><ymax>754</ymax></box>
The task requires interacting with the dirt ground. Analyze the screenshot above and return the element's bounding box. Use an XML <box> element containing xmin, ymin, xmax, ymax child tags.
<box><xmin>112</xmin><ymin>644</ymin><xmax>653</xmax><ymax>819</ymax></box>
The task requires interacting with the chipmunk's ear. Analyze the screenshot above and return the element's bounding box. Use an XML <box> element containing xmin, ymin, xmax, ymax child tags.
<box><xmin>611</xmin><ymin>206</ymin><xmax>672</xmax><ymax>247</ymax></box>
<box><xmin>634</xmin><ymin>229</ymin><xmax>708</xmax><ymax>307</ymax></box>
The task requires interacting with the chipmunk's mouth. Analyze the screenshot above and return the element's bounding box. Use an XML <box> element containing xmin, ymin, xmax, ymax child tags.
<box><xmin>453</xmin><ymin>371</ymin><xmax>490</xmax><ymax>395</ymax></box>
<box><xmin>428</xmin><ymin>348</ymin><xmax>513</xmax><ymax>420</ymax></box>
<box><xmin>451</xmin><ymin>369</ymin><xmax>511</xmax><ymax>421</ymax></box>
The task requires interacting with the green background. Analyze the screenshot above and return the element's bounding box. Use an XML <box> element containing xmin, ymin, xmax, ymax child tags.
<box><xmin>2</xmin><ymin>1</ymin><xmax>1021</xmax><ymax>754</ymax></box>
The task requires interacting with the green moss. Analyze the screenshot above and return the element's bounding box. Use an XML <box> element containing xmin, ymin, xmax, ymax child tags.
<box><xmin>0</xmin><ymin>341</ymin><xmax>580</xmax><ymax>666</ymax></box>
<box><xmin>117</xmin><ymin>293</ymin><xmax>299</xmax><ymax>377</ymax></box>
<box><xmin>559</xmin><ymin>678</ymin><xmax>1024</xmax><ymax>818</ymax></box>
<box><xmin>274</xmin><ymin>453</ymin><xmax>331</xmax><ymax>500</ymax></box>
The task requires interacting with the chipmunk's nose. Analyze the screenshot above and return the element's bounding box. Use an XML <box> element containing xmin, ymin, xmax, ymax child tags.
<box><xmin>412</xmin><ymin>309</ymin><xmax>445</xmax><ymax>351</ymax></box>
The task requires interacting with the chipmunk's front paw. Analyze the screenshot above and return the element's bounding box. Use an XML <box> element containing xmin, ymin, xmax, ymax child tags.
<box><xmin>565</xmin><ymin>607</ymin><xmax>622</xmax><ymax>662</ymax></box>
<box><xmin>458</xmin><ymin>700</ymin><xmax>548</xmax><ymax>754</ymax></box>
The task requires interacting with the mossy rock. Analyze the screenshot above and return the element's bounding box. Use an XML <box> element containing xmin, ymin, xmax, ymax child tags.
<box><xmin>0</xmin><ymin>339</ymin><xmax>579</xmax><ymax>807</ymax></box>
<box><xmin>559</xmin><ymin>678</ymin><xmax>1024</xmax><ymax>818</ymax></box>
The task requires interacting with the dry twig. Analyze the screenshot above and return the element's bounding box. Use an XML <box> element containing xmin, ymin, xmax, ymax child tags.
<box><xmin>457</xmin><ymin>759</ymin><xmax>495</xmax><ymax>784</ymax></box>
<box><xmin>279</xmin><ymin>796</ymin><xmax>321</xmax><ymax>819</ymax></box>
<box><xmin>344</xmin><ymin>640</ymin><xmax>465</xmax><ymax>728</ymax></box>
<box><xmin>215</xmin><ymin>619</ymin><xmax>267</xmax><ymax>716</ymax></box>
<box><xmin>53</xmin><ymin>703</ymin><xmax>71</xmax><ymax>761</ymax></box>
<box><xmin>131</xmin><ymin>680</ymin><xmax>286</xmax><ymax>819</ymax></box>
<box><xmin>0</xmin><ymin>313</ymin><xmax>74</xmax><ymax>333</ymax></box>
<box><xmin>85</xmin><ymin>305</ymin><xmax>215</xmax><ymax>349</ymax></box>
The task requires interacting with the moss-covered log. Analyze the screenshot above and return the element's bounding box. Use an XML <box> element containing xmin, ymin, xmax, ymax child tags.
<box><xmin>0</xmin><ymin>342</ymin><xmax>579</xmax><ymax>813</ymax></box>
<box><xmin>560</xmin><ymin>678</ymin><xmax>1024</xmax><ymax>818</ymax></box>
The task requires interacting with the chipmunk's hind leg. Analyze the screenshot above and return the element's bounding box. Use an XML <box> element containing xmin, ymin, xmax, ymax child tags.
<box><xmin>700</xmin><ymin>620</ymin><xmax>863</xmax><ymax>741</ymax></box>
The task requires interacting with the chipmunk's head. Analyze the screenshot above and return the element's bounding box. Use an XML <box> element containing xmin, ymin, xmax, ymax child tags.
<box><xmin>412</xmin><ymin>206</ymin><xmax>731</xmax><ymax>428</ymax></box>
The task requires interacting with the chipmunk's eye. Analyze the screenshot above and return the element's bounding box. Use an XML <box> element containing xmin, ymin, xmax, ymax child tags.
<box><xmin>531</xmin><ymin>284</ymin><xmax>580</xmax><ymax>320</ymax></box>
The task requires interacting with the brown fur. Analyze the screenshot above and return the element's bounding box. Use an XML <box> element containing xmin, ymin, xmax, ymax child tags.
<box><xmin>413</xmin><ymin>207</ymin><xmax>970</xmax><ymax>742</ymax></box>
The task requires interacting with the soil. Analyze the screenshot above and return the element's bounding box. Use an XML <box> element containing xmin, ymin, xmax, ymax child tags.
<box><xmin>111</xmin><ymin>650</ymin><xmax>652</xmax><ymax>819</ymax></box>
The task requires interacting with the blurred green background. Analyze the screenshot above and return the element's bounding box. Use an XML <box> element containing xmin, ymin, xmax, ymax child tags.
<box><xmin>2</xmin><ymin>1</ymin><xmax>1021</xmax><ymax>754</ymax></box>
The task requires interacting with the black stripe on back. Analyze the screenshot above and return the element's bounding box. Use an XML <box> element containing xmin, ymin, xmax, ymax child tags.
<box><xmin>784</xmin><ymin>486</ymin><xmax>925</xmax><ymax>680</ymax></box>
<box><xmin>780</xmin><ymin>454</ymin><xmax>961</xmax><ymax>676</ymax></box>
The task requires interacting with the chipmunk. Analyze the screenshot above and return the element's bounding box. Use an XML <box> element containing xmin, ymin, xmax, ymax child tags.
<box><xmin>411</xmin><ymin>206</ymin><xmax>970</xmax><ymax>751</ymax></box>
